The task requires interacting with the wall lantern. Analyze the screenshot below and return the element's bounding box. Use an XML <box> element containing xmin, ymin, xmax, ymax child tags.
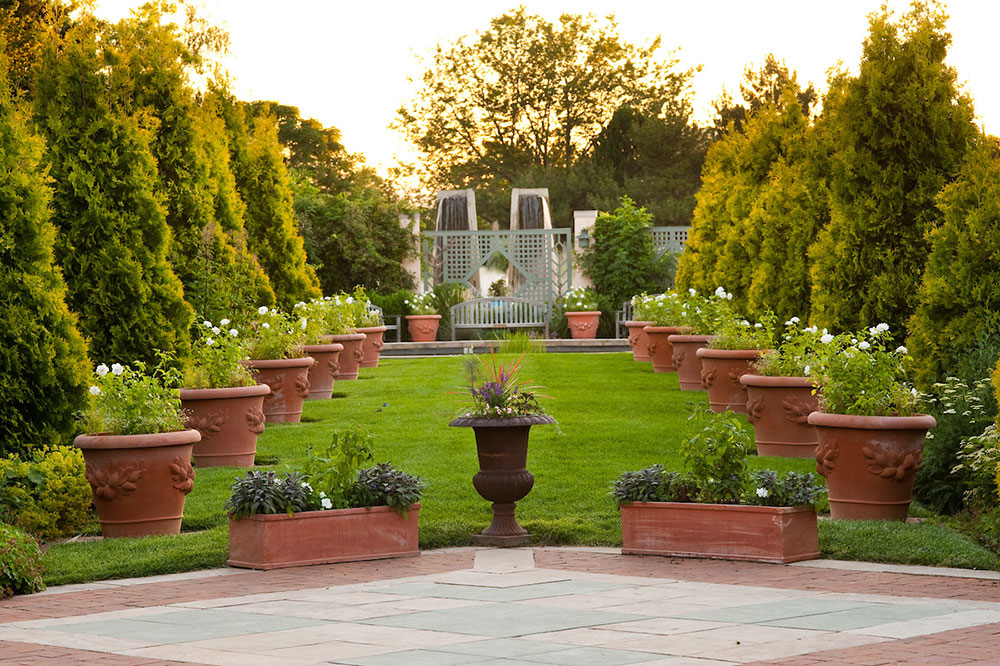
<box><xmin>577</xmin><ymin>228</ymin><xmax>591</xmax><ymax>249</ymax></box>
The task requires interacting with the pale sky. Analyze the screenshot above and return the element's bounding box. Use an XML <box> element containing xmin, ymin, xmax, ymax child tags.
<box><xmin>93</xmin><ymin>0</ymin><xmax>1000</xmax><ymax>180</ymax></box>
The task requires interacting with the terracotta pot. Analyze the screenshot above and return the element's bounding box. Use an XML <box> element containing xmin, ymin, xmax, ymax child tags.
<box><xmin>809</xmin><ymin>412</ymin><xmax>936</xmax><ymax>521</ymax></box>
<box><xmin>227</xmin><ymin>504</ymin><xmax>420</xmax><ymax>570</ymax></box>
<box><xmin>740</xmin><ymin>375</ymin><xmax>819</xmax><ymax>458</ymax></box>
<box><xmin>330</xmin><ymin>333</ymin><xmax>366</xmax><ymax>381</ymax></box>
<box><xmin>668</xmin><ymin>334</ymin><xmax>715</xmax><ymax>391</ymax></box>
<box><xmin>74</xmin><ymin>429</ymin><xmax>200</xmax><ymax>538</ymax></box>
<box><xmin>357</xmin><ymin>325</ymin><xmax>387</xmax><ymax>368</ymax></box>
<box><xmin>696</xmin><ymin>348</ymin><xmax>768</xmax><ymax>413</ymax></box>
<box><xmin>625</xmin><ymin>321</ymin><xmax>653</xmax><ymax>362</ymax></box>
<box><xmin>449</xmin><ymin>414</ymin><xmax>555</xmax><ymax>546</ymax></box>
<box><xmin>644</xmin><ymin>325</ymin><xmax>692</xmax><ymax>372</ymax></box>
<box><xmin>565</xmin><ymin>311</ymin><xmax>601</xmax><ymax>339</ymax></box>
<box><xmin>406</xmin><ymin>314</ymin><xmax>441</xmax><ymax>342</ymax></box>
<box><xmin>179</xmin><ymin>384</ymin><xmax>270</xmax><ymax>467</ymax></box>
<box><xmin>246</xmin><ymin>357</ymin><xmax>314</xmax><ymax>423</ymax></box>
<box><xmin>620</xmin><ymin>501</ymin><xmax>819</xmax><ymax>564</ymax></box>
<box><xmin>302</xmin><ymin>342</ymin><xmax>344</xmax><ymax>400</ymax></box>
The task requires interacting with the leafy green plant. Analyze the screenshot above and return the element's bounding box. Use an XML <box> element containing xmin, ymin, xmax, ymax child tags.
<box><xmin>351</xmin><ymin>463</ymin><xmax>425</xmax><ymax>516</ymax></box>
<box><xmin>487</xmin><ymin>279</ymin><xmax>509</xmax><ymax>297</ymax></box>
<box><xmin>225</xmin><ymin>470</ymin><xmax>318</xmax><ymax>519</ymax></box>
<box><xmin>707</xmin><ymin>309</ymin><xmax>777</xmax><ymax>351</ymax></box>
<box><xmin>0</xmin><ymin>446</ymin><xmax>92</xmax><ymax>540</ymax></box>
<box><xmin>301</xmin><ymin>427</ymin><xmax>375</xmax><ymax>509</ymax></box>
<box><xmin>747</xmin><ymin>470</ymin><xmax>825</xmax><ymax>507</ymax></box>
<box><xmin>406</xmin><ymin>292</ymin><xmax>438</xmax><ymax>315</ymax></box>
<box><xmin>493</xmin><ymin>330</ymin><xmax>546</xmax><ymax>355</ymax></box>
<box><xmin>432</xmin><ymin>282</ymin><xmax>469</xmax><ymax>339</ymax></box>
<box><xmin>184</xmin><ymin>318</ymin><xmax>255</xmax><ymax>389</ymax></box>
<box><xmin>679</xmin><ymin>288</ymin><xmax>733</xmax><ymax>334</ymax></box>
<box><xmin>560</xmin><ymin>287</ymin><xmax>599</xmax><ymax>313</ymax></box>
<box><xmin>242</xmin><ymin>305</ymin><xmax>305</xmax><ymax>360</ymax></box>
<box><xmin>610</xmin><ymin>465</ymin><xmax>694</xmax><ymax>504</ymax></box>
<box><xmin>458</xmin><ymin>351</ymin><xmax>549</xmax><ymax>418</ymax></box>
<box><xmin>0</xmin><ymin>523</ymin><xmax>45</xmax><ymax>597</ymax></box>
<box><xmin>753</xmin><ymin>319</ymin><xmax>822</xmax><ymax>377</ymax></box>
<box><xmin>680</xmin><ymin>409</ymin><xmax>751</xmax><ymax>503</ymax></box>
<box><xmin>80</xmin><ymin>356</ymin><xmax>186</xmax><ymax>435</ymax></box>
<box><xmin>370</xmin><ymin>289</ymin><xmax>414</xmax><ymax>319</ymax></box>
<box><xmin>954</xmin><ymin>424</ymin><xmax>1000</xmax><ymax>513</ymax></box>
<box><xmin>638</xmin><ymin>291</ymin><xmax>686</xmax><ymax>326</ymax></box>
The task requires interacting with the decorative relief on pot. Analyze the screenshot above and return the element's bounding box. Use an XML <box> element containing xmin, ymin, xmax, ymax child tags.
<box><xmin>353</xmin><ymin>346</ymin><xmax>365</xmax><ymax>362</ymax></box>
<box><xmin>628</xmin><ymin>332</ymin><xmax>640</xmax><ymax>348</ymax></box>
<box><xmin>815</xmin><ymin>439</ymin><xmax>839</xmax><ymax>476</ymax></box>
<box><xmin>86</xmin><ymin>463</ymin><xmax>145</xmax><ymax>501</ymax></box>
<box><xmin>246</xmin><ymin>407</ymin><xmax>266</xmax><ymax>434</ymax></box>
<box><xmin>186</xmin><ymin>408</ymin><xmax>228</xmax><ymax>440</ymax></box>
<box><xmin>863</xmin><ymin>445</ymin><xmax>922</xmax><ymax>482</ymax></box>
<box><xmin>728</xmin><ymin>370</ymin><xmax>743</xmax><ymax>389</ymax></box>
<box><xmin>372</xmin><ymin>338</ymin><xmax>384</xmax><ymax>351</ymax></box>
<box><xmin>170</xmin><ymin>457</ymin><xmax>196</xmax><ymax>494</ymax></box>
<box><xmin>672</xmin><ymin>350</ymin><xmax>685</xmax><ymax>367</ymax></box>
<box><xmin>745</xmin><ymin>396</ymin><xmax>765</xmax><ymax>425</ymax></box>
<box><xmin>295</xmin><ymin>373</ymin><xmax>311</xmax><ymax>398</ymax></box>
<box><xmin>571</xmin><ymin>321</ymin><xmax>595</xmax><ymax>331</ymax></box>
<box><xmin>700</xmin><ymin>366</ymin><xmax>717</xmax><ymax>389</ymax></box>
<box><xmin>647</xmin><ymin>340</ymin><xmax>658</xmax><ymax>355</ymax></box>
<box><xmin>262</xmin><ymin>374</ymin><xmax>285</xmax><ymax>405</ymax></box>
<box><xmin>782</xmin><ymin>397</ymin><xmax>814</xmax><ymax>425</ymax></box>
<box><xmin>328</xmin><ymin>360</ymin><xmax>340</xmax><ymax>374</ymax></box>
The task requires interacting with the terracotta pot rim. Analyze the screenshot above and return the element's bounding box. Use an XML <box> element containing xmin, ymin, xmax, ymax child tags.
<box><xmin>357</xmin><ymin>325</ymin><xmax>387</xmax><ymax>333</ymax></box>
<box><xmin>667</xmin><ymin>334</ymin><xmax>716</xmax><ymax>343</ymax></box>
<box><xmin>450</xmin><ymin>414</ymin><xmax>556</xmax><ymax>428</ymax></box>
<box><xmin>697</xmin><ymin>347</ymin><xmax>771</xmax><ymax>359</ymax></box>
<box><xmin>807</xmin><ymin>411</ymin><xmax>937</xmax><ymax>430</ymax></box>
<box><xmin>621</xmin><ymin>501</ymin><xmax>816</xmax><ymax>515</ymax></box>
<box><xmin>405</xmin><ymin>314</ymin><xmax>441</xmax><ymax>320</ymax></box>
<box><xmin>644</xmin><ymin>325</ymin><xmax>692</xmax><ymax>334</ymax></box>
<box><xmin>245</xmin><ymin>356</ymin><xmax>315</xmax><ymax>369</ymax></box>
<box><xmin>179</xmin><ymin>384</ymin><xmax>271</xmax><ymax>400</ymax></box>
<box><xmin>232</xmin><ymin>503</ymin><xmax>420</xmax><ymax>522</ymax></box>
<box><xmin>566</xmin><ymin>310</ymin><xmax>601</xmax><ymax>316</ymax></box>
<box><xmin>74</xmin><ymin>428</ymin><xmax>201</xmax><ymax>450</ymax></box>
<box><xmin>739</xmin><ymin>374</ymin><xmax>816</xmax><ymax>388</ymax></box>
<box><xmin>302</xmin><ymin>343</ymin><xmax>345</xmax><ymax>353</ymax></box>
<box><xmin>328</xmin><ymin>333</ymin><xmax>367</xmax><ymax>342</ymax></box>
<box><xmin>625</xmin><ymin>320</ymin><xmax>653</xmax><ymax>327</ymax></box>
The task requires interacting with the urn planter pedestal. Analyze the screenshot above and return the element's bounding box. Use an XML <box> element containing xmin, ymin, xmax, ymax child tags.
<box><xmin>74</xmin><ymin>429</ymin><xmax>201</xmax><ymax>538</ymax></box>
<box><xmin>696</xmin><ymin>348</ymin><xmax>767</xmax><ymax>413</ymax></box>
<box><xmin>449</xmin><ymin>415</ymin><xmax>555</xmax><ymax>546</ymax></box>
<box><xmin>644</xmin><ymin>326</ymin><xmax>692</xmax><ymax>373</ymax></box>
<box><xmin>625</xmin><ymin>321</ymin><xmax>653</xmax><ymax>362</ymax></box>
<box><xmin>357</xmin><ymin>325</ymin><xmax>387</xmax><ymax>368</ymax></box>
<box><xmin>179</xmin><ymin>384</ymin><xmax>271</xmax><ymax>467</ymax></box>
<box><xmin>246</xmin><ymin>357</ymin><xmax>314</xmax><ymax>423</ymax></box>
<box><xmin>740</xmin><ymin>375</ymin><xmax>819</xmax><ymax>458</ymax></box>
<box><xmin>566</xmin><ymin>311</ymin><xmax>601</xmax><ymax>339</ymax></box>
<box><xmin>667</xmin><ymin>334</ymin><xmax>715</xmax><ymax>391</ymax></box>
<box><xmin>620</xmin><ymin>501</ymin><xmax>820</xmax><ymax>563</ymax></box>
<box><xmin>809</xmin><ymin>412</ymin><xmax>935</xmax><ymax>521</ymax></box>
<box><xmin>406</xmin><ymin>314</ymin><xmax>441</xmax><ymax>342</ymax></box>
<box><xmin>227</xmin><ymin>504</ymin><xmax>420</xmax><ymax>570</ymax></box>
<box><xmin>302</xmin><ymin>342</ymin><xmax>344</xmax><ymax>400</ymax></box>
<box><xmin>330</xmin><ymin>333</ymin><xmax>366</xmax><ymax>381</ymax></box>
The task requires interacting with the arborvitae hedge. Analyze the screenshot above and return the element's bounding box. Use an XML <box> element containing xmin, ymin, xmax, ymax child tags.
<box><xmin>33</xmin><ymin>18</ymin><xmax>192</xmax><ymax>364</ymax></box>
<box><xmin>0</xmin><ymin>46</ymin><xmax>89</xmax><ymax>458</ymax></box>
<box><xmin>907</xmin><ymin>139</ymin><xmax>1000</xmax><ymax>388</ymax></box>
<box><xmin>809</xmin><ymin>5</ymin><xmax>976</xmax><ymax>334</ymax></box>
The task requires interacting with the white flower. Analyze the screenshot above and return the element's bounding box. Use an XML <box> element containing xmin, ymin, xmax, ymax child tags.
<box><xmin>262</xmin><ymin>322</ymin><xmax>270</xmax><ymax>329</ymax></box>
<box><xmin>300</xmin><ymin>318</ymin><xmax>308</xmax><ymax>330</ymax></box>
<box><xmin>212</xmin><ymin>327</ymin><xmax>221</xmax><ymax>335</ymax></box>
<box><xmin>756</xmin><ymin>487</ymin><xmax>769</xmax><ymax>498</ymax></box>
<box><xmin>820</xmin><ymin>334</ymin><xmax>834</xmax><ymax>344</ymax></box>
<box><xmin>230</xmin><ymin>328</ymin><xmax>239</xmax><ymax>337</ymax></box>
<box><xmin>911</xmin><ymin>387</ymin><xmax>918</xmax><ymax>397</ymax></box>
<box><xmin>258</xmin><ymin>306</ymin><xmax>269</xmax><ymax>315</ymax></box>
<box><xmin>89</xmin><ymin>385</ymin><xmax>101</xmax><ymax>396</ymax></box>
<box><xmin>111</xmin><ymin>363</ymin><xmax>124</xmax><ymax>376</ymax></box>
<box><xmin>714</xmin><ymin>287</ymin><xmax>727</xmax><ymax>298</ymax></box>
<box><xmin>803</xmin><ymin>365</ymin><xmax>811</xmax><ymax>376</ymax></box>
<box><xmin>943</xmin><ymin>409</ymin><xmax>956</xmax><ymax>414</ymax></box>
<box><xmin>688</xmin><ymin>288</ymin><xmax>696</xmax><ymax>296</ymax></box>
<box><xmin>876</xmin><ymin>323</ymin><xmax>889</xmax><ymax>333</ymax></box>
<box><xmin>300</xmin><ymin>481</ymin><xmax>312</xmax><ymax>490</ymax></box>
<box><xmin>790</xmin><ymin>316</ymin><xmax>800</xmax><ymax>323</ymax></box>
<box><xmin>806</xmin><ymin>326</ymin><xmax>818</xmax><ymax>334</ymax></box>
<box><xmin>220</xmin><ymin>318</ymin><xmax>230</xmax><ymax>326</ymax></box>
<box><xmin>321</xmin><ymin>497</ymin><xmax>332</xmax><ymax>509</ymax></box>
<box><xmin>96</xmin><ymin>363</ymin><xmax>110</xmax><ymax>377</ymax></box>
<box><xmin>754</xmin><ymin>322</ymin><xmax>762</xmax><ymax>328</ymax></box>
<box><xmin>206</xmin><ymin>337</ymin><xmax>215</xmax><ymax>346</ymax></box>
<box><xmin>784</xmin><ymin>320</ymin><xmax>794</xmax><ymax>326</ymax></box>
<box><xmin>345</xmin><ymin>296</ymin><xmax>354</xmax><ymax>304</ymax></box>
<box><xmin>727</xmin><ymin>293</ymin><xmax>732</xmax><ymax>300</ymax></box>
<box><xmin>896</xmin><ymin>345</ymin><xmax>908</xmax><ymax>354</ymax></box>
<box><xmin>203</xmin><ymin>320</ymin><xmax>212</xmax><ymax>328</ymax></box>
<box><xmin>858</xmin><ymin>341</ymin><xmax>871</xmax><ymax>350</ymax></box>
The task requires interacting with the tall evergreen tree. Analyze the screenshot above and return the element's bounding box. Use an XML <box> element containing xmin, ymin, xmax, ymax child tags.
<box><xmin>809</xmin><ymin>4</ymin><xmax>976</xmax><ymax>334</ymax></box>
<box><xmin>33</xmin><ymin>17</ymin><xmax>192</xmax><ymax>364</ymax></box>
<box><xmin>0</xmin><ymin>44</ymin><xmax>89</xmax><ymax>457</ymax></box>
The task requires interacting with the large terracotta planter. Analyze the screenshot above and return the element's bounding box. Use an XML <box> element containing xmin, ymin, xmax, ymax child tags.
<box><xmin>668</xmin><ymin>334</ymin><xmax>715</xmax><ymax>391</ymax></box>
<box><xmin>330</xmin><ymin>333</ymin><xmax>366</xmax><ymax>381</ymax></box>
<box><xmin>620</xmin><ymin>502</ymin><xmax>820</xmax><ymax>563</ymax></box>
<box><xmin>740</xmin><ymin>375</ymin><xmax>820</xmax><ymax>458</ymax></box>
<box><xmin>74</xmin><ymin>429</ymin><xmax>200</xmax><ymax>538</ymax></box>
<box><xmin>406</xmin><ymin>314</ymin><xmax>441</xmax><ymax>342</ymax></box>
<box><xmin>644</xmin><ymin>325</ymin><xmax>691</xmax><ymax>373</ymax></box>
<box><xmin>625</xmin><ymin>321</ymin><xmax>653</xmax><ymax>362</ymax></box>
<box><xmin>696</xmin><ymin>348</ymin><xmax>768</xmax><ymax>413</ymax></box>
<box><xmin>246</xmin><ymin>357</ymin><xmax>314</xmax><ymax>423</ymax></box>
<box><xmin>809</xmin><ymin>412</ymin><xmax>936</xmax><ymax>521</ymax></box>
<box><xmin>302</xmin><ymin>342</ymin><xmax>344</xmax><ymax>400</ymax></box>
<box><xmin>357</xmin><ymin>325</ymin><xmax>387</xmax><ymax>368</ymax></box>
<box><xmin>566</xmin><ymin>311</ymin><xmax>601</xmax><ymax>339</ymax></box>
<box><xmin>227</xmin><ymin>504</ymin><xmax>420</xmax><ymax>570</ymax></box>
<box><xmin>449</xmin><ymin>414</ymin><xmax>555</xmax><ymax>546</ymax></box>
<box><xmin>179</xmin><ymin>384</ymin><xmax>271</xmax><ymax>467</ymax></box>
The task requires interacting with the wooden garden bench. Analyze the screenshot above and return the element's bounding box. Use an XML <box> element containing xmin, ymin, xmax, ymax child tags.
<box><xmin>450</xmin><ymin>298</ymin><xmax>549</xmax><ymax>340</ymax></box>
<box><xmin>615</xmin><ymin>300</ymin><xmax>634</xmax><ymax>339</ymax></box>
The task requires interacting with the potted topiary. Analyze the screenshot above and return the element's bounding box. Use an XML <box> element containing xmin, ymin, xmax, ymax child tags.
<box><xmin>640</xmin><ymin>291</ymin><xmax>690</xmax><ymax>373</ymax></box>
<box><xmin>449</xmin><ymin>351</ymin><xmax>554</xmax><ymax>546</ymax></box>
<box><xmin>697</xmin><ymin>308</ymin><xmax>776</xmax><ymax>413</ymax></box>
<box><xmin>243</xmin><ymin>306</ymin><xmax>313</xmax><ymax>423</ymax></box>
<box><xmin>561</xmin><ymin>287</ymin><xmax>601</xmax><ymax>339</ymax></box>
<box><xmin>614</xmin><ymin>409</ymin><xmax>823</xmax><ymax>563</ymax></box>
<box><xmin>668</xmin><ymin>288</ymin><xmax>732</xmax><ymax>391</ymax></box>
<box><xmin>226</xmin><ymin>426</ymin><xmax>423</xmax><ymax>569</ymax></box>
<box><xmin>405</xmin><ymin>292</ymin><xmax>441</xmax><ymax>342</ymax></box>
<box><xmin>180</xmin><ymin>319</ymin><xmax>270</xmax><ymax>467</ymax></box>
<box><xmin>325</xmin><ymin>293</ymin><xmax>367</xmax><ymax>381</ymax></box>
<box><xmin>75</xmin><ymin>358</ymin><xmax>200</xmax><ymax>537</ymax></box>
<box><xmin>294</xmin><ymin>299</ymin><xmax>344</xmax><ymax>400</ymax></box>
<box><xmin>740</xmin><ymin>319</ymin><xmax>822</xmax><ymax>458</ymax></box>
<box><xmin>626</xmin><ymin>293</ymin><xmax>654</xmax><ymax>363</ymax></box>
<box><xmin>808</xmin><ymin>325</ymin><xmax>935</xmax><ymax>521</ymax></box>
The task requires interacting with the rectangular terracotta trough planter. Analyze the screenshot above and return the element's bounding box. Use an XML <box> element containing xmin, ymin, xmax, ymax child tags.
<box><xmin>620</xmin><ymin>502</ymin><xmax>819</xmax><ymax>564</ymax></box>
<box><xmin>227</xmin><ymin>504</ymin><xmax>420</xmax><ymax>570</ymax></box>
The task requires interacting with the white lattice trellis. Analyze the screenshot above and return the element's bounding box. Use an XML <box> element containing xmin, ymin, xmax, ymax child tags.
<box><xmin>648</xmin><ymin>226</ymin><xmax>689</xmax><ymax>261</ymax></box>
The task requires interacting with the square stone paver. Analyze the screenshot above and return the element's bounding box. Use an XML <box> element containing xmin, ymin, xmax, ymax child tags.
<box><xmin>760</xmin><ymin>602</ymin><xmax>960</xmax><ymax>631</ymax></box>
<box><xmin>373</xmin><ymin>579</ymin><xmax>632</xmax><ymax>602</ymax></box>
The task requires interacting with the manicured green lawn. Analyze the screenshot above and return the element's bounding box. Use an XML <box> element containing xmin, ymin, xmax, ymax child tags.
<box><xmin>42</xmin><ymin>352</ymin><xmax>998</xmax><ymax>585</ymax></box>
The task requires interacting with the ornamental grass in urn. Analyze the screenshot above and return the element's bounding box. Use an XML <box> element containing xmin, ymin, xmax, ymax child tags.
<box><xmin>449</xmin><ymin>351</ymin><xmax>554</xmax><ymax>546</ymax></box>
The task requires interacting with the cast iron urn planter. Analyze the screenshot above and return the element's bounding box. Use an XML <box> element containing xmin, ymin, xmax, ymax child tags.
<box><xmin>449</xmin><ymin>414</ymin><xmax>555</xmax><ymax>546</ymax></box>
